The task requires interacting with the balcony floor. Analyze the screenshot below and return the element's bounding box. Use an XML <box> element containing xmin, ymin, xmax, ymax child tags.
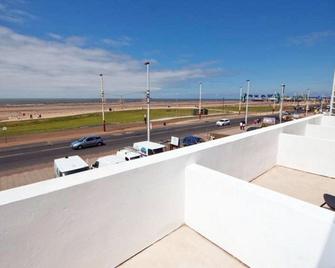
<box><xmin>119</xmin><ymin>225</ymin><xmax>246</xmax><ymax>268</ymax></box>
<box><xmin>253</xmin><ymin>165</ymin><xmax>335</xmax><ymax>207</ymax></box>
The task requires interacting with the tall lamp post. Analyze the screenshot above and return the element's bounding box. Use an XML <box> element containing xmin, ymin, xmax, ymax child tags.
<box><xmin>279</xmin><ymin>83</ymin><xmax>285</xmax><ymax>123</ymax></box>
<box><xmin>245</xmin><ymin>80</ymin><xmax>250</xmax><ymax>125</ymax></box>
<box><xmin>239</xmin><ymin>87</ymin><xmax>242</xmax><ymax>114</ymax></box>
<box><xmin>330</xmin><ymin>71</ymin><xmax>335</xmax><ymax>115</ymax></box>
<box><xmin>99</xmin><ymin>74</ymin><xmax>106</xmax><ymax>132</ymax></box>
<box><xmin>305</xmin><ymin>89</ymin><xmax>310</xmax><ymax>117</ymax></box>
<box><xmin>198</xmin><ymin>82</ymin><xmax>202</xmax><ymax>119</ymax></box>
<box><xmin>144</xmin><ymin>61</ymin><xmax>151</xmax><ymax>142</ymax></box>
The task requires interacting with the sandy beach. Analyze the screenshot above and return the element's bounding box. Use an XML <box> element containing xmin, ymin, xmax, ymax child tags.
<box><xmin>0</xmin><ymin>99</ymin><xmax>243</xmax><ymax>122</ymax></box>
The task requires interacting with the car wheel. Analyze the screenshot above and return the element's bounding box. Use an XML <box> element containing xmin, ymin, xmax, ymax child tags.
<box><xmin>78</xmin><ymin>145</ymin><xmax>83</xmax><ymax>150</ymax></box>
<box><xmin>98</xmin><ymin>142</ymin><xmax>103</xmax><ymax>146</ymax></box>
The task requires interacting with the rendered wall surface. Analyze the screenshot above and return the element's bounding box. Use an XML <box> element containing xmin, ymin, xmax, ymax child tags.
<box><xmin>0</xmin><ymin>157</ymin><xmax>186</xmax><ymax>268</ymax></box>
<box><xmin>305</xmin><ymin>124</ymin><xmax>335</xmax><ymax>140</ymax></box>
<box><xmin>0</xmin><ymin>114</ymin><xmax>330</xmax><ymax>267</ymax></box>
<box><xmin>185</xmin><ymin>164</ymin><xmax>335</xmax><ymax>268</ymax></box>
<box><xmin>321</xmin><ymin>116</ymin><xmax>335</xmax><ymax>127</ymax></box>
<box><xmin>277</xmin><ymin>133</ymin><xmax>335</xmax><ymax>177</ymax></box>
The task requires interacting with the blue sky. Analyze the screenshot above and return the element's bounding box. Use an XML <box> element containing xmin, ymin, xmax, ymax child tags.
<box><xmin>0</xmin><ymin>0</ymin><xmax>334</xmax><ymax>99</ymax></box>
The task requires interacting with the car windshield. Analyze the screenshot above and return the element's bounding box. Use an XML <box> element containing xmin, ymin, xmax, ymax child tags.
<box><xmin>153</xmin><ymin>148</ymin><xmax>164</xmax><ymax>154</ymax></box>
<box><xmin>78</xmin><ymin>137</ymin><xmax>86</xmax><ymax>142</ymax></box>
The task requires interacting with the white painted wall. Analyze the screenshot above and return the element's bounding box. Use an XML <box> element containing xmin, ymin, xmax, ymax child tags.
<box><xmin>192</xmin><ymin>128</ymin><xmax>280</xmax><ymax>181</ymax></box>
<box><xmin>185</xmin><ymin>164</ymin><xmax>335</xmax><ymax>268</ymax></box>
<box><xmin>0</xmin><ymin>114</ymin><xmax>330</xmax><ymax>267</ymax></box>
<box><xmin>277</xmin><ymin>133</ymin><xmax>335</xmax><ymax>177</ymax></box>
<box><xmin>0</xmin><ymin>157</ymin><xmax>186</xmax><ymax>268</ymax></box>
<box><xmin>321</xmin><ymin>115</ymin><xmax>335</xmax><ymax>127</ymax></box>
<box><xmin>0</xmin><ymin>128</ymin><xmax>282</xmax><ymax>267</ymax></box>
<box><xmin>305</xmin><ymin>124</ymin><xmax>335</xmax><ymax>140</ymax></box>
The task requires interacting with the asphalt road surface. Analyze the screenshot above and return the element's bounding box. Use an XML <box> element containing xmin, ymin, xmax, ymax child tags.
<box><xmin>0</xmin><ymin>114</ymin><xmax>273</xmax><ymax>177</ymax></box>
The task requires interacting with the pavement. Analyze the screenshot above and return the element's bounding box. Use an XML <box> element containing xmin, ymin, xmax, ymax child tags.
<box><xmin>120</xmin><ymin>225</ymin><xmax>246</xmax><ymax>268</ymax></box>
<box><xmin>253</xmin><ymin>166</ymin><xmax>335</xmax><ymax>207</ymax></box>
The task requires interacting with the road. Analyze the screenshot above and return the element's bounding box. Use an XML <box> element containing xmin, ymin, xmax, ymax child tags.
<box><xmin>0</xmin><ymin>114</ymin><xmax>272</xmax><ymax>177</ymax></box>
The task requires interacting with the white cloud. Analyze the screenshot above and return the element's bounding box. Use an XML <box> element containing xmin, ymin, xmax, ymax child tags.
<box><xmin>0</xmin><ymin>26</ymin><xmax>222</xmax><ymax>98</ymax></box>
<box><xmin>288</xmin><ymin>31</ymin><xmax>335</xmax><ymax>46</ymax></box>
<box><xmin>47</xmin><ymin>33</ymin><xmax>87</xmax><ymax>46</ymax></box>
<box><xmin>47</xmin><ymin>33</ymin><xmax>62</xmax><ymax>40</ymax></box>
<box><xmin>0</xmin><ymin>1</ymin><xmax>35</xmax><ymax>24</ymax></box>
<box><xmin>102</xmin><ymin>36</ymin><xmax>132</xmax><ymax>47</ymax></box>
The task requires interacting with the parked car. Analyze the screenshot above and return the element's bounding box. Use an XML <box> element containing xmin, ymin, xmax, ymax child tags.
<box><xmin>54</xmin><ymin>155</ymin><xmax>90</xmax><ymax>177</ymax></box>
<box><xmin>216</xmin><ymin>118</ymin><xmax>231</xmax><ymax>126</ymax></box>
<box><xmin>117</xmin><ymin>148</ymin><xmax>142</xmax><ymax>160</ymax></box>
<box><xmin>182</xmin><ymin>136</ymin><xmax>204</xmax><ymax>146</ymax></box>
<box><xmin>262</xmin><ymin>117</ymin><xmax>276</xmax><ymax>126</ymax></box>
<box><xmin>92</xmin><ymin>155</ymin><xmax>126</xmax><ymax>168</ymax></box>
<box><xmin>133</xmin><ymin>141</ymin><xmax>165</xmax><ymax>156</ymax></box>
<box><xmin>292</xmin><ymin>113</ymin><xmax>303</xmax><ymax>119</ymax></box>
<box><xmin>70</xmin><ymin>136</ymin><xmax>104</xmax><ymax>150</ymax></box>
<box><xmin>246</xmin><ymin>126</ymin><xmax>262</xmax><ymax>132</ymax></box>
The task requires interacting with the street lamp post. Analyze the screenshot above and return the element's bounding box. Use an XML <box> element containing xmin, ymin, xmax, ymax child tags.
<box><xmin>99</xmin><ymin>74</ymin><xmax>106</xmax><ymax>132</ymax></box>
<box><xmin>245</xmin><ymin>80</ymin><xmax>250</xmax><ymax>125</ymax></box>
<box><xmin>330</xmin><ymin>71</ymin><xmax>335</xmax><ymax>115</ymax></box>
<box><xmin>273</xmin><ymin>91</ymin><xmax>276</xmax><ymax>114</ymax></box>
<box><xmin>279</xmin><ymin>83</ymin><xmax>285</xmax><ymax>124</ymax></box>
<box><xmin>305</xmin><ymin>89</ymin><xmax>310</xmax><ymax>117</ymax></box>
<box><xmin>2</xmin><ymin>126</ymin><xmax>7</xmax><ymax>143</ymax></box>
<box><xmin>144</xmin><ymin>61</ymin><xmax>151</xmax><ymax>142</ymax></box>
<box><xmin>239</xmin><ymin>87</ymin><xmax>242</xmax><ymax>114</ymax></box>
<box><xmin>198</xmin><ymin>82</ymin><xmax>202</xmax><ymax>119</ymax></box>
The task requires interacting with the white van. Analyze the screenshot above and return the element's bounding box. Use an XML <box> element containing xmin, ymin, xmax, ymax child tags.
<box><xmin>91</xmin><ymin>155</ymin><xmax>126</xmax><ymax>168</ymax></box>
<box><xmin>54</xmin><ymin>155</ymin><xmax>90</xmax><ymax>177</ymax></box>
<box><xmin>116</xmin><ymin>148</ymin><xmax>142</xmax><ymax>161</ymax></box>
<box><xmin>133</xmin><ymin>141</ymin><xmax>165</xmax><ymax>156</ymax></box>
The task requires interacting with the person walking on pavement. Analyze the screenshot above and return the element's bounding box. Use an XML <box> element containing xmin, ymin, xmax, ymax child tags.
<box><xmin>242</xmin><ymin>120</ymin><xmax>246</xmax><ymax>130</ymax></box>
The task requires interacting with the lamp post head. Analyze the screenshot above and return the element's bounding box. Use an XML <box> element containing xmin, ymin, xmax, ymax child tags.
<box><xmin>246</xmin><ymin>79</ymin><xmax>250</xmax><ymax>82</ymax></box>
<box><xmin>99</xmin><ymin>73</ymin><xmax>103</xmax><ymax>77</ymax></box>
<box><xmin>144</xmin><ymin>61</ymin><xmax>150</xmax><ymax>65</ymax></box>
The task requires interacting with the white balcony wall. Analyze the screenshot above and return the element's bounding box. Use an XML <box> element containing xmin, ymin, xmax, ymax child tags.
<box><xmin>0</xmin><ymin>157</ymin><xmax>186</xmax><ymax>268</ymax></box>
<box><xmin>197</xmin><ymin>128</ymin><xmax>279</xmax><ymax>181</ymax></box>
<box><xmin>199</xmin><ymin>115</ymin><xmax>322</xmax><ymax>181</ymax></box>
<box><xmin>321</xmin><ymin>115</ymin><xmax>335</xmax><ymax>127</ymax></box>
<box><xmin>305</xmin><ymin>124</ymin><xmax>335</xmax><ymax>140</ymax></box>
<box><xmin>0</xmin><ymin>114</ymin><xmax>326</xmax><ymax>268</ymax></box>
<box><xmin>185</xmin><ymin>164</ymin><xmax>335</xmax><ymax>268</ymax></box>
<box><xmin>277</xmin><ymin>133</ymin><xmax>335</xmax><ymax>177</ymax></box>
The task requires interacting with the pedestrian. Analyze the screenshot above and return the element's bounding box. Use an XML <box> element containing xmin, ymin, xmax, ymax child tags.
<box><xmin>240</xmin><ymin>121</ymin><xmax>243</xmax><ymax>130</ymax></box>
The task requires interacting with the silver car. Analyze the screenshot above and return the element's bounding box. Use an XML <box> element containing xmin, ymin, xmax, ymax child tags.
<box><xmin>71</xmin><ymin>136</ymin><xmax>104</xmax><ymax>150</ymax></box>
